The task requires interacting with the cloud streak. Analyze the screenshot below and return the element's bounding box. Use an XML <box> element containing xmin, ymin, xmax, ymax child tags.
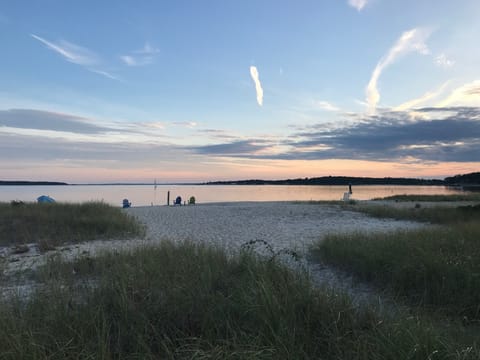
<box><xmin>0</xmin><ymin>109</ymin><xmax>111</xmax><ymax>134</ymax></box>
<box><xmin>366</xmin><ymin>28</ymin><xmax>431</xmax><ymax>113</ymax></box>
<box><xmin>314</xmin><ymin>100</ymin><xmax>340</xmax><ymax>112</ymax></box>
<box><xmin>348</xmin><ymin>0</ymin><xmax>368</xmax><ymax>11</ymax></box>
<box><xmin>31</xmin><ymin>34</ymin><xmax>97</xmax><ymax>66</ymax></box>
<box><xmin>120</xmin><ymin>42</ymin><xmax>160</xmax><ymax>67</ymax></box>
<box><xmin>437</xmin><ymin>80</ymin><xmax>480</xmax><ymax>107</ymax></box>
<box><xmin>249</xmin><ymin>66</ymin><xmax>264</xmax><ymax>106</ymax></box>
<box><xmin>31</xmin><ymin>34</ymin><xmax>119</xmax><ymax>80</ymax></box>
<box><xmin>394</xmin><ymin>81</ymin><xmax>450</xmax><ymax>111</ymax></box>
<box><xmin>0</xmin><ymin>108</ymin><xmax>173</xmax><ymax>144</ymax></box>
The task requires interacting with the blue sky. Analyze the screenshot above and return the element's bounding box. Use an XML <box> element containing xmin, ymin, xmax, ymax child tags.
<box><xmin>1</xmin><ymin>0</ymin><xmax>479</xmax><ymax>183</ymax></box>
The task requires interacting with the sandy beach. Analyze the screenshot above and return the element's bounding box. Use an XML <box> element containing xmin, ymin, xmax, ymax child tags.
<box><xmin>129</xmin><ymin>201</ymin><xmax>426</xmax><ymax>252</ymax></box>
<box><xmin>1</xmin><ymin>201</ymin><xmax>426</xmax><ymax>278</ymax></box>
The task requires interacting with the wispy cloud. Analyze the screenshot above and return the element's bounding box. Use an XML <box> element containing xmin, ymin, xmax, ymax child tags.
<box><xmin>314</xmin><ymin>100</ymin><xmax>340</xmax><ymax>112</ymax></box>
<box><xmin>88</xmin><ymin>69</ymin><xmax>122</xmax><ymax>81</ymax></box>
<box><xmin>366</xmin><ymin>28</ymin><xmax>432</xmax><ymax>114</ymax></box>
<box><xmin>348</xmin><ymin>0</ymin><xmax>368</xmax><ymax>11</ymax></box>
<box><xmin>120</xmin><ymin>42</ymin><xmax>160</xmax><ymax>67</ymax></box>
<box><xmin>31</xmin><ymin>34</ymin><xmax>119</xmax><ymax>80</ymax></box>
<box><xmin>134</xmin><ymin>42</ymin><xmax>160</xmax><ymax>55</ymax></box>
<box><xmin>0</xmin><ymin>109</ymin><xmax>110</xmax><ymax>134</ymax></box>
<box><xmin>394</xmin><ymin>81</ymin><xmax>450</xmax><ymax>111</ymax></box>
<box><xmin>249</xmin><ymin>66</ymin><xmax>264</xmax><ymax>106</ymax></box>
<box><xmin>437</xmin><ymin>80</ymin><xmax>480</xmax><ymax>107</ymax></box>
<box><xmin>31</xmin><ymin>34</ymin><xmax>97</xmax><ymax>66</ymax></box>
<box><xmin>435</xmin><ymin>53</ymin><xmax>455</xmax><ymax>68</ymax></box>
<box><xmin>173</xmin><ymin>121</ymin><xmax>197</xmax><ymax>128</ymax></box>
<box><xmin>0</xmin><ymin>108</ymin><xmax>172</xmax><ymax>142</ymax></box>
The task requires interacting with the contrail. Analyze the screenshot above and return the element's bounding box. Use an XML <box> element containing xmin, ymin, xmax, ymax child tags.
<box><xmin>250</xmin><ymin>66</ymin><xmax>264</xmax><ymax>106</ymax></box>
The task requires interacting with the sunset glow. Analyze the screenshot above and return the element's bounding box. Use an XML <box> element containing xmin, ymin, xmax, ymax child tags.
<box><xmin>1</xmin><ymin>1</ymin><xmax>479</xmax><ymax>183</ymax></box>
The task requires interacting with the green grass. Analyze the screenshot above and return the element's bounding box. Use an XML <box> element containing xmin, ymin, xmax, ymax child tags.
<box><xmin>0</xmin><ymin>202</ymin><xmax>144</xmax><ymax>249</ymax></box>
<box><xmin>1</xmin><ymin>241</ymin><xmax>476</xmax><ymax>359</ymax></box>
<box><xmin>312</xmin><ymin>225</ymin><xmax>480</xmax><ymax>320</ymax></box>
<box><xmin>311</xmin><ymin>205</ymin><xmax>480</xmax><ymax>321</ymax></box>
<box><xmin>373</xmin><ymin>194</ymin><xmax>480</xmax><ymax>202</ymax></box>
<box><xmin>352</xmin><ymin>203</ymin><xmax>480</xmax><ymax>224</ymax></box>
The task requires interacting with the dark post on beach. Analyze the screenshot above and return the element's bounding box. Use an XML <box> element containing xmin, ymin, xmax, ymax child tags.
<box><xmin>349</xmin><ymin>183</ymin><xmax>352</xmax><ymax>194</ymax></box>
<box><xmin>167</xmin><ymin>191</ymin><xmax>170</xmax><ymax>206</ymax></box>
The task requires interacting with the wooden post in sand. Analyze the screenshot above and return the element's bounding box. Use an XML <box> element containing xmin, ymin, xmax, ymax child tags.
<box><xmin>167</xmin><ymin>191</ymin><xmax>170</xmax><ymax>206</ymax></box>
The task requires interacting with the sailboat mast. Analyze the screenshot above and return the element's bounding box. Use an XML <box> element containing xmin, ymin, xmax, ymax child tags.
<box><xmin>153</xmin><ymin>178</ymin><xmax>157</xmax><ymax>205</ymax></box>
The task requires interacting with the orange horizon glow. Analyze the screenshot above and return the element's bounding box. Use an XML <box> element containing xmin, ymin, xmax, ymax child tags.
<box><xmin>1</xmin><ymin>158</ymin><xmax>478</xmax><ymax>184</ymax></box>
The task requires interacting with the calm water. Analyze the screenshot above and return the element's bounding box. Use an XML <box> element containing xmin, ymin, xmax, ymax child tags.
<box><xmin>0</xmin><ymin>184</ymin><xmax>464</xmax><ymax>207</ymax></box>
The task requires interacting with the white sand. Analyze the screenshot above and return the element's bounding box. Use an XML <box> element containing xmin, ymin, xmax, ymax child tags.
<box><xmin>130</xmin><ymin>201</ymin><xmax>426</xmax><ymax>252</ymax></box>
<box><xmin>1</xmin><ymin>202</ymin><xmax>425</xmax><ymax>278</ymax></box>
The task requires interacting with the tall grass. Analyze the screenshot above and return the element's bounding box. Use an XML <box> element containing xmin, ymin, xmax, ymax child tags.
<box><xmin>1</xmin><ymin>241</ymin><xmax>472</xmax><ymax>359</ymax></box>
<box><xmin>0</xmin><ymin>202</ymin><xmax>144</xmax><ymax>248</ymax></box>
<box><xmin>311</xmin><ymin>205</ymin><xmax>480</xmax><ymax>321</ymax></box>
<box><xmin>354</xmin><ymin>203</ymin><xmax>480</xmax><ymax>224</ymax></box>
<box><xmin>312</xmin><ymin>226</ymin><xmax>480</xmax><ymax>320</ymax></box>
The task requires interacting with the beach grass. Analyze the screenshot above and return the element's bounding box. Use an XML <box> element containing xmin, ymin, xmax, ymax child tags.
<box><xmin>373</xmin><ymin>194</ymin><xmax>480</xmax><ymax>202</ymax></box>
<box><xmin>1</xmin><ymin>241</ymin><xmax>477</xmax><ymax>359</ymax></box>
<box><xmin>311</xmin><ymin>204</ymin><xmax>480</xmax><ymax>321</ymax></box>
<box><xmin>0</xmin><ymin>202</ymin><xmax>144</xmax><ymax>249</ymax></box>
<box><xmin>311</xmin><ymin>225</ymin><xmax>480</xmax><ymax>320</ymax></box>
<box><xmin>352</xmin><ymin>203</ymin><xmax>480</xmax><ymax>224</ymax></box>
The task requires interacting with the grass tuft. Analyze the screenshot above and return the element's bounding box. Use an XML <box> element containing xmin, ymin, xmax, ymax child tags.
<box><xmin>0</xmin><ymin>201</ymin><xmax>144</xmax><ymax>248</ymax></box>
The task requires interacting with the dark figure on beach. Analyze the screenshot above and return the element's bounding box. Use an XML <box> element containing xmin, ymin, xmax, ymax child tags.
<box><xmin>349</xmin><ymin>183</ymin><xmax>353</xmax><ymax>194</ymax></box>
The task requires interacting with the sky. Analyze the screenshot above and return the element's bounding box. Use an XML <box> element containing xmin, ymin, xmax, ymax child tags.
<box><xmin>1</xmin><ymin>0</ymin><xmax>479</xmax><ymax>183</ymax></box>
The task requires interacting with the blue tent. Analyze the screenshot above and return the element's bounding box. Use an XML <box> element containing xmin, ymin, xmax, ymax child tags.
<box><xmin>37</xmin><ymin>195</ymin><xmax>55</xmax><ymax>203</ymax></box>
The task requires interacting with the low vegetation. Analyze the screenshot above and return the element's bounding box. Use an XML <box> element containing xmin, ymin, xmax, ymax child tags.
<box><xmin>0</xmin><ymin>202</ymin><xmax>144</xmax><ymax>249</ymax></box>
<box><xmin>373</xmin><ymin>194</ymin><xmax>480</xmax><ymax>202</ymax></box>
<box><xmin>312</xmin><ymin>225</ymin><xmax>480</xmax><ymax>320</ymax></box>
<box><xmin>312</xmin><ymin>201</ymin><xmax>480</xmax><ymax>321</ymax></box>
<box><xmin>2</xmin><ymin>197</ymin><xmax>479</xmax><ymax>358</ymax></box>
<box><xmin>355</xmin><ymin>203</ymin><xmax>480</xmax><ymax>224</ymax></box>
<box><xmin>1</xmin><ymin>241</ymin><xmax>477</xmax><ymax>359</ymax></box>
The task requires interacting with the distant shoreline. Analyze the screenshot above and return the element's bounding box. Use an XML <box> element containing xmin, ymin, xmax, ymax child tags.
<box><xmin>1</xmin><ymin>172</ymin><xmax>478</xmax><ymax>187</ymax></box>
<box><xmin>0</xmin><ymin>181</ymin><xmax>68</xmax><ymax>186</ymax></box>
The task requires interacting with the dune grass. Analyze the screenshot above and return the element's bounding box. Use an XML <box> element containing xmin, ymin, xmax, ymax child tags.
<box><xmin>353</xmin><ymin>203</ymin><xmax>480</xmax><ymax>224</ymax></box>
<box><xmin>312</xmin><ymin>225</ymin><xmax>480</xmax><ymax>320</ymax></box>
<box><xmin>0</xmin><ymin>202</ymin><xmax>144</xmax><ymax>249</ymax></box>
<box><xmin>311</xmin><ymin>204</ymin><xmax>480</xmax><ymax>322</ymax></box>
<box><xmin>373</xmin><ymin>194</ymin><xmax>480</xmax><ymax>202</ymax></box>
<box><xmin>1</xmin><ymin>241</ymin><xmax>476</xmax><ymax>359</ymax></box>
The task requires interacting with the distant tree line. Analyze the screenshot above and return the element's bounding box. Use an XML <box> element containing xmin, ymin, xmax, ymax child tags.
<box><xmin>444</xmin><ymin>172</ymin><xmax>480</xmax><ymax>185</ymax></box>
<box><xmin>205</xmin><ymin>173</ymin><xmax>479</xmax><ymax>186</ymax></box>
<box><xmin>0</xmin><ymin>181</ymin><xmax>68</xmax><ymax>186</ymax></box>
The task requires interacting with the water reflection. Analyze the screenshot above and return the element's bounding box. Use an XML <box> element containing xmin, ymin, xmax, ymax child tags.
<box><xmin>0</xmin><ymin>184</ymin><xmax>464</xmax><ymax>207</ymax></box>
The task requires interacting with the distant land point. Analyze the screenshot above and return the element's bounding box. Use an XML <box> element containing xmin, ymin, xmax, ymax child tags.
<box><xmin>0</xmin><ymin>172</ymin><xmax>478</xmax><ymax>189</ymax></box>
<box><xmin>0</xmin><ymin>181</ymin><xmax>68</xmax><ymax>186</ymax></box>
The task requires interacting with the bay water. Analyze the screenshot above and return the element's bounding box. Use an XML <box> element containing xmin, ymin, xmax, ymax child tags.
<box><xmin>0</xmin><ymin>184</ymin><xmax>464</xmax><ymax>207</ymax></box>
